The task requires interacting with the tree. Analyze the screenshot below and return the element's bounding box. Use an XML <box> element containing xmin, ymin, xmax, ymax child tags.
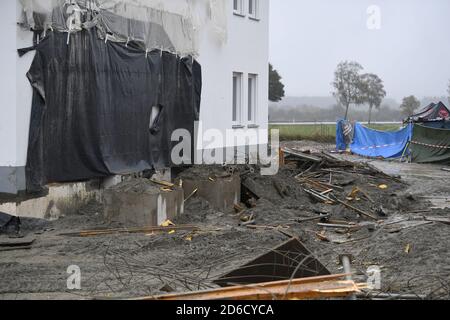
<box><xmin>360</xmin><ymin>73</ymin><xmax>386</xmax><ymax>124</ymax></box>
<box><xmin>269</xmin><ymin>63</ymin><xmax>285</xmax><ymax>102</ymax></box>
<box><xmin>400</xmin><ymin>95</ymin><xmax>421</xmax><ymax>117</ymax></box>
<box><xmin>332</xmin><ymin>61</ymin><xmax>365</xmax><ymax>120</ymax></box>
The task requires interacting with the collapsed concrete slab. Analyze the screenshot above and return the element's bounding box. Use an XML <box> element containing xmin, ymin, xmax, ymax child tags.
<box><xmin>103</xmin><ymin>179</ymin><xmax>184</xmax><ymax>227</ymax></box>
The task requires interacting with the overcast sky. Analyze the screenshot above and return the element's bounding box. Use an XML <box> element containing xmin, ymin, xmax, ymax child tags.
<box><xmin>269</xmin><ymin>0</ymin><xmax>450</xmax><ymax>101</ymax></box>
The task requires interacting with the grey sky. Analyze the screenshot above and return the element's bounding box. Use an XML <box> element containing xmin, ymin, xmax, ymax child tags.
<box><xmin>269</xmin><ymin>0</ymin><xmax>450</xmax><ymax>101</ymax></box>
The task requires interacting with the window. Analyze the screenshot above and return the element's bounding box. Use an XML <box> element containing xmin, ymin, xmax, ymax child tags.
<box><xmin>232</xmin><ymin>73</ymin><xmax>243</xmax><ymax>124</ymax></box>
<box><xmin>233</xmin><ymin>0</ymin><xmax>244</xmax><ymax>16</ymax></box>
<box><xmin>248</xmin><ymin>74</ymin><xmax>257</xmax><ymax>123</ymax></box>
<box><xmin>248</xmin><ymin>0</ymin><xmax>259</xmax><ymax>19</ymax></box>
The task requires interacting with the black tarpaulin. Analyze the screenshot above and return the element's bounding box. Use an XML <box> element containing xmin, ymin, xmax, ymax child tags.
<box><xmin>25</xmin><ymin>28</ymin><xmax>201</xmax><ymax>192</ymax></box>
<box><xmin>411</xmin><ymin>124</ymin><xmax>450</xmax><ymax>164</ymax></box>
<box><xmin>408</xmin><ymin>101</ymin><xmax>450</xmax><ymax>122</ymax></box>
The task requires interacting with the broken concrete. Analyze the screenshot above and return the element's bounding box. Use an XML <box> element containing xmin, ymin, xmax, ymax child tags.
<box><xmin>0</xmin><ymin>180</ymin><xmax>102</xmax><ymax>220</ymax></box>
<box><xmin>179</xmin><ymin>167</ymin><xmax>241</xmax><ymax>212</ymax></box>
<box><xmin>103</xmin><ymin>179</ymin><xmax>184</xmax><ymax>227</ymax></box>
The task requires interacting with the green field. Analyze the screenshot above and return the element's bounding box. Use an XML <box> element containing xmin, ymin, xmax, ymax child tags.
<box><xmin>270</xmin><ymin>123</ymin><xmax>402</xmax><ymax>142</ymax></box>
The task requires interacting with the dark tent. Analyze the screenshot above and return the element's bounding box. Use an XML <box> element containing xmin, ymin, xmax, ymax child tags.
<box><xmin>407</xmin><ymin>101</ymin><xmax>450</xmax><ymax>123</ymax></box>
<box><xmin>410</xmin><ymin>124</ymin><xmax>450</xmax><ymax>164</ymax></box>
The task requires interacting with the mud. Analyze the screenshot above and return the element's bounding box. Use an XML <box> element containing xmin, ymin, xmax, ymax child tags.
<box><xmin>1</xmin><ymin>143</ymin><xmax>449</xmax><ymax>300</ymax></box>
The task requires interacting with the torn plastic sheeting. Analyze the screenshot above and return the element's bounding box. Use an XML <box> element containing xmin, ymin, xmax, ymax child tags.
<box><xmin>0</xmin><ymin>212</ymin><xmax>21</xmax><ymax>235</ymax></box>
<box><xmin>97</xmin><ymin>10</ymin><xmax>176</xmax><ymax>52</ymax></box>
<box><xmin>24</xmin><ymin>28</ymin><xmax>201</xmax><ymax>192</ymax></box>
<box><xmin>97</xmin><ymin>3</ymin><xmax>197</xmax><ymax>55</ymax></box>
<box><xmin>18</xmin><ymin>0</ymin><xmax>201</xmax><ymax>56</ymax></box>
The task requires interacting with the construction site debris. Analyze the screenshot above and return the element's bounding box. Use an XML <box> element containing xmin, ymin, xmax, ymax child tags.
<box><xmin>137</xmin><ymin>274</ymin><xmax>363</xmax><ymax>300</ymax></box>
<box><xmin>2</xmin><ymin>143</ymin><xmax>449</xmax><ymax>300</ymax></box>
<box><xmin>213</xmin><ymin>238</ymin><xmax>330</xmax><ymax>287</ymax></box>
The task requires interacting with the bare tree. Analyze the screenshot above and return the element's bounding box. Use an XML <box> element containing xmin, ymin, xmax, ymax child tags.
<box><xmin>360</xmin><ymin>73</ymin><xmax>387</xmax><ymax>124</ymax></box>
<box><xmin>400</xmin><ymin>95</ymin><xmax>421</xmax><ymax>117</ymax></box>
<box><xmin>332</xmin><ymin>61</ymin><xmax>365</xmax><ymax>120</ymax></box>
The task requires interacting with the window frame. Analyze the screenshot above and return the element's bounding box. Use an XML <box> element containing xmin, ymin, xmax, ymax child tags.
<box><xmin>247</xmin><ymin>73</ymin><xmax>258</xmax><ymax>125</ymax></box>
<box><xmin>232</xmin><ymin>72</ymin><xmax>244</xmax><ymax>127</ymax></box>
<box><xmin>248</xmin><ymin>0</ymin><xmax>260</xmax><ymax>20</ymax></box>
<box><xmin>233</xmin><ymin>0</ymin><xmax>245</xmax><ymax>17</ymax></box>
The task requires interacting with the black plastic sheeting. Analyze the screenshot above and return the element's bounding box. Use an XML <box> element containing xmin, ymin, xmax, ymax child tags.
<box><xmin>24</xmin><ymin>28</ymin><xmax>201</xmax><ymax>192</ymax></box>
<box><xmin>0</xmin><ymin>212</ymin><xmax>21</xmax><ymax>235</ymax></box>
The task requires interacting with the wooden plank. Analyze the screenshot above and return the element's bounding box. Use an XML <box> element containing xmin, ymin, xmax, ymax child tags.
<box><xmin>59</xmin><ymin>225</ymin><xmax>200</xmax><ymax>237</ymax></box>
<box><xmin>150</xmin><ymin>179</ymin><xmax>175</xmax><ymax>188</ymax></box>
<box><xmin>425</xmin><ymin>217</ymin><xmax>450</xmax><ymax>225</ymax></box>
<box><xmin>293</xmin><ymin>214</ymin><xmax>330</xmax><ymax>223</ymax></box>
<box><xmin>331</xmin><ymin>197</ymin><xmax>378</xmax><ymax>220</ymax></box>
<box><xmin>282</xmin><ymin>148</ymin><xmax>323</xmax><ymax>163</ymax></box>
<box><xmin>0</xmin><ymin>238</ymin><xmax>36</xmax><ymax>247</ymax></box>
<box><xmin>132</xmin><ymin>274</ymin><xmax>361</xmax><ymax>300</ymax></box>
<box><xmin>0</xmin><ymin>245</ymin><xmax>32</xmax><ymax>252</ymax></box>
<box><xmin>386</xmin><ymin>221</ymin><xmax>434</xmax><ymax>233</ymax></box>
<box><xmin>318</xmin><ymin>223</ymin><xmax>359</xmax><ymax>230</ymax></box>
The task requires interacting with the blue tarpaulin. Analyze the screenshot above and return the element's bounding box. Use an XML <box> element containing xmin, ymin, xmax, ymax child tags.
<box><xmin>336</xmin><ymin>120</ymin><xmax>347</xmax><ymax>151</ymax></box>
<box><xmin>350</xmin><ymin>123</ymin><xmax>413</xmax><ymax>159</ymax></box>
<box><xmin>336</xmin><ymin>120</ymin><xmax>353</xmax><ymax>151</ymax></box>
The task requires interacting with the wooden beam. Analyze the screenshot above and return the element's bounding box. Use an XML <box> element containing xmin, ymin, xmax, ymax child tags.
<box><xmin>132</xmin><ymin>274</ymin><xmax>362</xmax><ymax>301</ymax></box>
<box><xmin>282</xmin><ymin>148</ymin><xmax>323</xmax><ymax>163</ymax></box>
<box><xmin>60</xmin><ymin>225</ymin><xmax>200</xmax><ymax>237</ymax></box>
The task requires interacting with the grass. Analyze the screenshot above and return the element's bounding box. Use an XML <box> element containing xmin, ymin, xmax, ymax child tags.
<box><xmin>270</xmin><ymin>123</ymin><xmax>402</xmax><ymax>142</ymax></box>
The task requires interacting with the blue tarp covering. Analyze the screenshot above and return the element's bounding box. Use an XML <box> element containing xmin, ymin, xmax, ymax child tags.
<box><xmin>336</xmin><ymin>121</ymin><xmax>413</xmax><ymax>159</ymax></box>
<box><xmin>336</xmin><ymin>120</ymin><xmax>347</xmax><ymax>151</ymax></box>
<box><xmin>350</xmin><ymin>123</ymin><xmax>413</xmax><ymax>159</ymax></box>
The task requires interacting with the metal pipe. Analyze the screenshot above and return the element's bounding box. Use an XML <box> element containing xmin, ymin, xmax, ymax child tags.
<box><xmin>340</xmin><ymin>255</ymin><xmax>357</xmax><ymax>300</ymax></box>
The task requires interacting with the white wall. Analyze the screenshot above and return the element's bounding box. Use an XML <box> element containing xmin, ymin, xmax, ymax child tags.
<box><xmin>0</xmin><ymin>1</ymin><xmax>18</xmax><ymax>167</ymax></box>
<box><xmin>0</xmin><ymin>1</ymin><xmax>34</xmax><ymax>169</ymax></box>
<box><xmin>16</xmin><ymin>2</ymin><xmax>35</xmax><ymax>168</ymax></box>
<box><xmin>197</xmin><ymin>0</ymin><xmax>270</xmax><ymax>149</ymax></box>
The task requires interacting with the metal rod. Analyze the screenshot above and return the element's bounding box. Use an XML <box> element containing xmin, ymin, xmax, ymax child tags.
<box><xmin>340</xmin><ymin>255</ymin><xmax>357</xmax><ymax>300</ymax></box>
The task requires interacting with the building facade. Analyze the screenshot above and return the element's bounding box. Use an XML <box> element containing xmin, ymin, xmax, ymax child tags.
<box><xmin>0</xmin><ymin>0</ymin><xmax>269</xmax><ymax>194</ymax></box>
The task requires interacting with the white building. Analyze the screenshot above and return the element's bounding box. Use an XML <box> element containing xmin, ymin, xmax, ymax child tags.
<box><xmin>0</xmin><ymin>0</ymin><xmax>269</xmax><ymax>195</ymax></box>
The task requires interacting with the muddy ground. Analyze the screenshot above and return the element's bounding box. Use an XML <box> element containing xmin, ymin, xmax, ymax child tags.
<box><xmin>1</xmin><ymin>141</ymin><xmax>449</xmax><ymax>300</ymax></box>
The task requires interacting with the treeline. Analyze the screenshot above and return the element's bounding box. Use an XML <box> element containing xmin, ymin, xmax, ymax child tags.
<box><xmin>269</xmin><ymin>104</ymin><xmax>404</xmax><ymax>123</ymax></box>
<box><xmin>269</xmin><ymin>95</ymin><xmax>449</xmax><ymax>123</ymax></box>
